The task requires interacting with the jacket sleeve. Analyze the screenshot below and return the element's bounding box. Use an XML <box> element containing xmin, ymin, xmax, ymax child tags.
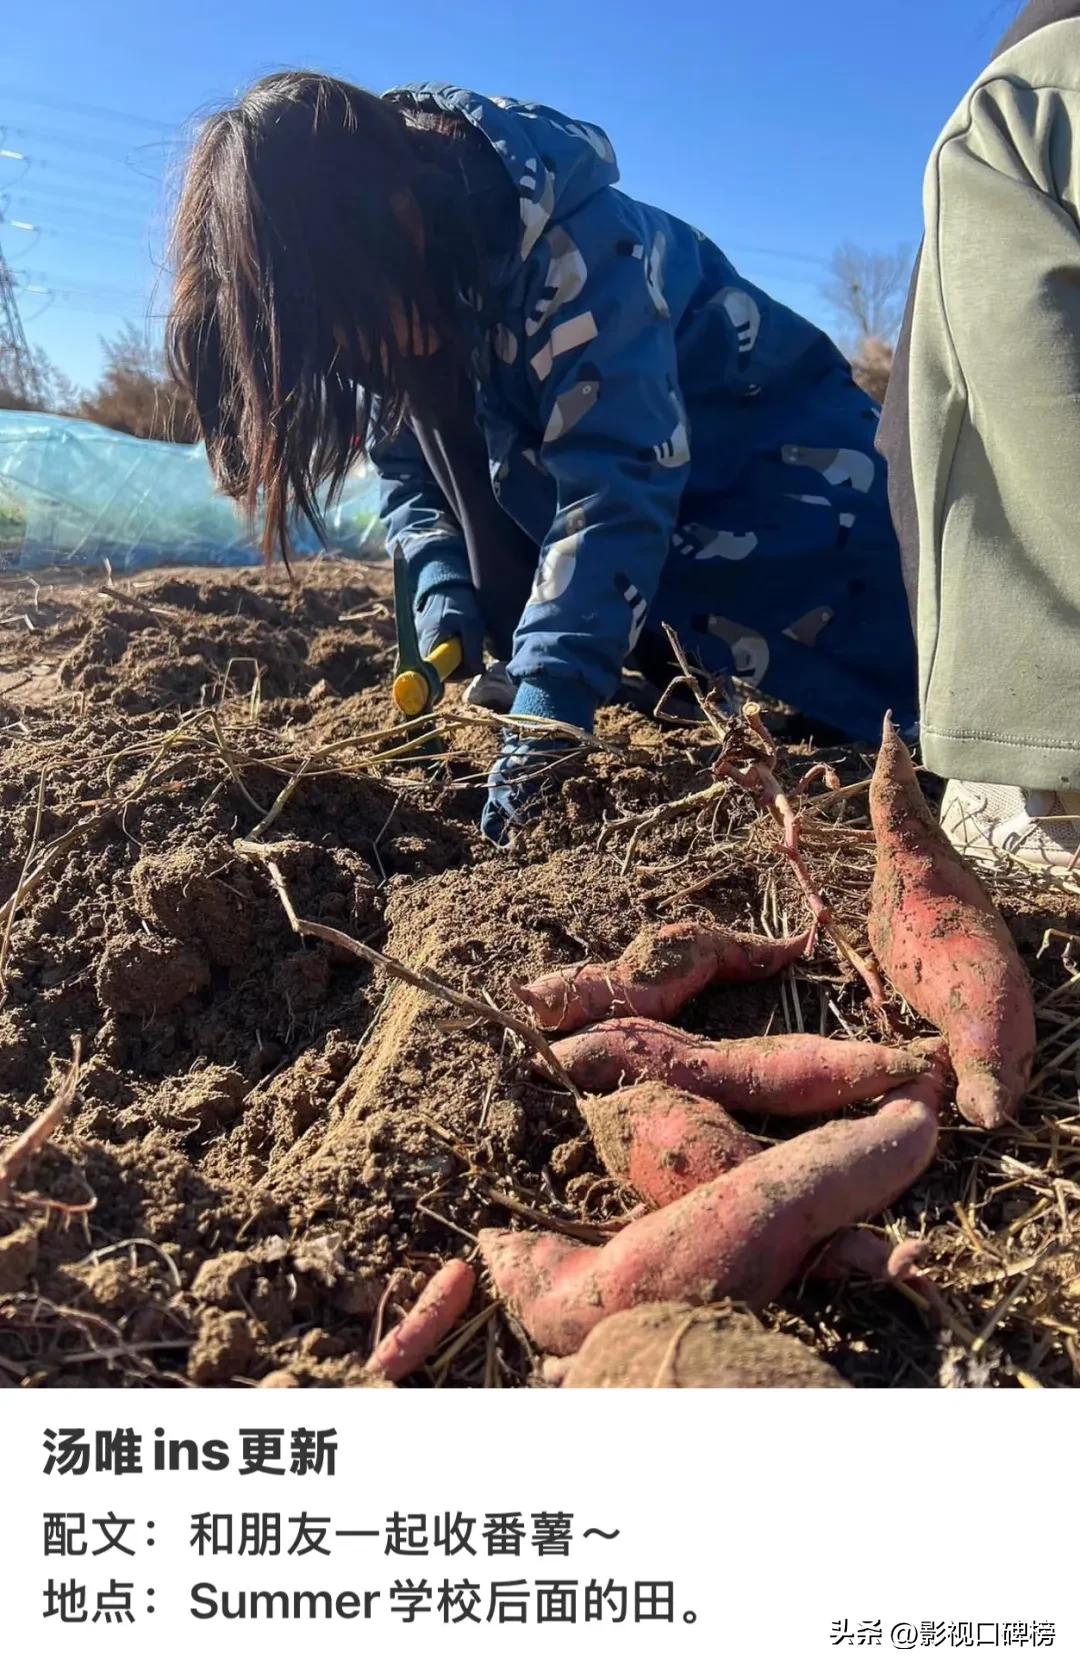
<box><xmin>910</xmin><ymin>74</ymin><xmax>1080</xmax><ymax>786</ymax></box>
<box><xmin>368</xmin><ymin>420</ymin><xmax>472</xmax><ymax>609</ymax></box>
<box><xmin>505</xmin><ymin>209</ymin><xmax>691</xmax><ymax>719</ymax></box>
<box><xmin>936</xmin><ymin>79</ymin><xmax>1080</xmax><ymax>520</ymax></box>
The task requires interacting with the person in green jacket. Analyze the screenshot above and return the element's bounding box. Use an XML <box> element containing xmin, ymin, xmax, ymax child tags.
<box><xmin>880</xmin><ymin>0</ymin><xmax>1080</xmax><ymax>877</ymax></box>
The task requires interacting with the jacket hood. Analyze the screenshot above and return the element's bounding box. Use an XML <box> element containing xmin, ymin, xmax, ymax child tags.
<box><xmin>384</xmin><ymin>83</ymin><xmax>620</xmax><ymax>262</ymax></box>
<box><xmin>996</xmin><ymin>0</ymin><xmax>1080</xmax><ymax>55</ymax></box>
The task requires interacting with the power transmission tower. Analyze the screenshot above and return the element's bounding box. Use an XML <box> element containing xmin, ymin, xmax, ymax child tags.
<box><xmin>0</xmin><ymin>228</ymin><xmax>40</xmax><ymax>404</ymax></box>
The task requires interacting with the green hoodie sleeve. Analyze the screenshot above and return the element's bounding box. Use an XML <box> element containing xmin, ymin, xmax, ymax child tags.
<box><xmin>907</xmin><ymin>43</ymin><xmax>1080</xmax><ymax>790</ymax></box>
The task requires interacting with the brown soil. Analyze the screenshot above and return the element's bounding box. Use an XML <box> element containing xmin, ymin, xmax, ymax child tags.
<box><xmin>0</xmin><ymin>560</ymin><xmax>1077</xmax><ymax>1389</ymax></box>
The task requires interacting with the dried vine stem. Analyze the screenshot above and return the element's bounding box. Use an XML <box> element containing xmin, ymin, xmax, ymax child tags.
<box><xmin>660</xmin><ymin>627</ymin><xmax>886</xmax><ymax>1011</ymax></box>
<box><xmin>0</xmin><ymin>1042</ymin><xmax>88</xmax><ymax>1212</ymax></box>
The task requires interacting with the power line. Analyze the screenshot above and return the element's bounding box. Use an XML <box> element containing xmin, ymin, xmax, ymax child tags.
<box><xmin>20</xmin><ymin>226</ymin><xmax>153</xmax><ymax>254</ymax></box>
<box><xmin>24</xmin><ymin>157</ymin><xmax>158</xmax><ymax>199</ymax></box>
<box><xmin>6</xmin><ymin>122</ymin><xmax>169</xmax><ymax>166</ymax></box>
<box><xmin>728</xmin><ymin>241</ymin><xmax>831</xmax><ymax>270</ymax></box>
<box><xmin>0</xmin><ymin>86</ymin><xmax>175</xmax><ymax>133</ymax></box>
<box><xmin>3</xmin><ymin>123</ymin><xmax>184</xmax><ymax>202</ymax></box>
<box><xmin>0</xmin><ymin>133</ymin><xmax>162</xmax><ymax>201</ymax></box>
<box><xmin>24</xmin><ymin>297</ymin><xmax>144</xmax><ymax>320</ymax></box>
<box><xmin>7</xmin><ymin>193</ymin><xmax>155</xmax><ymax>240</ymax></box>
<box><xmin>13</xmin><ymin>268</ymin><xmax>149</xmax><ymax>305</ymax></box>
<box><xmin>14</xmin><ymin>273</ymin><xmax>170</xmax><ymax>324</ymax></box>
<box><xmin>9</xmin><ymin>177</ymin><xmax>157</xmax><ymax>220</ymax></box>
<box><xmin>7</xmin><ymin>198</ymin><xmax>149</xmax><ymax>238</ymax></box>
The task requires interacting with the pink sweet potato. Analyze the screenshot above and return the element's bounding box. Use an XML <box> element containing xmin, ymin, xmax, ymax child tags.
<box><xmin>807</xmin><ymin>1228</ymin><xmax>921</xmax><ymax>1283</ymax></box>
<box><xmin>365</xmin><ymin>1259</ymin><xmax>475</xmax><ymax>1382</ymax></box>
<box><xmin>805</xmin><ymin>1227</ymin><xmax>943</xmax><ymax>1312</ymax></box>
<box><xmin>584</xmin><ymin>1081</ymin><xmax>760</xmax><ymax>1207</ymax></box>
<box><xmin>549</xmin><ymin>1014</ymin><xmax>944</xmax><ymax>1115</ymax></box>
<box><xmin>868</xmin><ymin>719</ymin><xmax>1036</xmax><ymax>1129</ymax></box>
<box><xmin>517</xmin><ymin>919</ymin><xmax>810</xmax><ymax>1033</ymax></box>
<box><xmin>479</xmin><ymin>1078</ymin><xmax>941</xmax><ymax>1355</ymax></box>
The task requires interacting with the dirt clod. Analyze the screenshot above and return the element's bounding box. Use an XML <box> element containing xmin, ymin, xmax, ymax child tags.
<box><xmin>97</xmin><ymin>932</ymin><xmax>211</xmax><ymax>1016</ymax></box>
<box><xmin>131</xmin><ymin>843</ymin><xmax>253</xmax><ymax>966</ymax></box>
<box><xmin>188</xmin><ymin>1310</ymin><xmax>257</xmax><ymax>1385</ymax></box>
<box><xmin>190</xmin><ymin>1251</ymin><xmax>256</xmax><ymax>1309</ymax></box>
<box><xmin>555</xmin><ymin>1303</ymin><xmax>851</xmax><ymax>1387</ymax></box>
<box><xmin>0</xmin><ymin>1224</ymin><xmax>38</xmax><ymax>1294</ymax></box>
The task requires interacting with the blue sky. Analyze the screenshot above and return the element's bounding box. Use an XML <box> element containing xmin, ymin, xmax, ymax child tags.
<box><xmin>3</xmin><ymin>0</ymin><xmax>1023</xmax><ymax>389</ymax></box>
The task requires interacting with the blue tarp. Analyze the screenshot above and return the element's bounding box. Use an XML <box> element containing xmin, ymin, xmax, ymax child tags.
<box><xmin>0</xmin><ymin>409</ymin><xmax>382</xmax><ymax>572</ymax></box>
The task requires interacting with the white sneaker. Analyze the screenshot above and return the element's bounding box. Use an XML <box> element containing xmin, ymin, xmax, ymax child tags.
<box><xmin>464</xmin><ymin>661</ymin><xmax>517</xmax><ymax>714</ymax></box>
<box><xmin>940</xmin><ymin>780</ymin><xmax>1080</xmax><ymax>876</ymax></box>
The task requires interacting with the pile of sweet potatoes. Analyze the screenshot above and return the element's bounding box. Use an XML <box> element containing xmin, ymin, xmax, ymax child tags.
<box><xmin>480</xmin><ymin>719</ymin><xmax>1035</xmax><ymax>1367</ymax></box>
<box><xmin>481</xmin><ymin>1080</ymin><xmax>943</xmax><ymax>1356</ymax></box>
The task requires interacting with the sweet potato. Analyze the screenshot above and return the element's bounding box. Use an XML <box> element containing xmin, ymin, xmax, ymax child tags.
<box><xmin>479</xmin><ymin>1078</ymin><xmax>941</xmax><ymax>1355</ymax></box>
<box><xmin>547</xmin><ymin>1302</ymin><xmax>850</xmax><ymax>1388</ymax></box>
<box><xmin>550</xmin><ymin>1014</ymin><xmax>944</xmax><ymax>1115</ymax></box>
<box><xmin>584</xmin><ymin>1081</ymin><xmax>760</xmax><ymax>1207</ymax></box>
<box><xmin>808</xmin><ymin>1228</ymin><xmax>920</xmax><ymax>1283</ymax></box>
<box><xmin>365</xmin><ymin>1259</ymin><xmax>475</xmax><ymax>1382</ymax></box>
<box><xmin>805</xmin><ymin>1228</ymin><xmax>943</xmax><ymax>1313</ymax></box>
<box><xmin>868</xmin><ymin>719</ymin><xmax>1036</xmax><ymax>1129</ymax></box>
<box><xmin>517</xmin><ymin>918</ymin><xmax>810</xmax><ymax>1033</ymax></box>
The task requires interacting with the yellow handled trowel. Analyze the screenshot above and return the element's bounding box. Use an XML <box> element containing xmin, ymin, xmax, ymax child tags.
<box><xmin>393</xmin><ymin>636</ymin><xmax>463</xmax><ymax>718</ymax></box>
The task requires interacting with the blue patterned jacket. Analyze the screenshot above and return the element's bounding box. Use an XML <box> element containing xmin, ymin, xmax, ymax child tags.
<box><xmin>373</xmin><ymin>84</ymin><xmax>910</xmax><ymax>737</ymax></box>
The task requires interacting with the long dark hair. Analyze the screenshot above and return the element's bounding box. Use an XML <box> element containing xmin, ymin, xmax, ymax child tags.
<box><xmin>166</xmin><ymin>71</ymin><xmax>483</xmax><ymax>557</ymax></box>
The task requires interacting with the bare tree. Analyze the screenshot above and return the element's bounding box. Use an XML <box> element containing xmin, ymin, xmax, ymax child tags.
<box><xmin>822</xmin><ymin>243</ymin><xmax>912</xmax><ymax>404</ymax></box>
<box><xmin>824</xmin><ymin>243</ymin><xmax>912</xmax><ymax>346</ymax></box>
<box><xmin>78</xmin><ymin>323</ymin><xmax>199</xmax><ymax>442</ymax></box>
<box><xmin>0</xmin><ymin>343</ymin><xmax>78</xmax><ymax>415</ymax></box>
